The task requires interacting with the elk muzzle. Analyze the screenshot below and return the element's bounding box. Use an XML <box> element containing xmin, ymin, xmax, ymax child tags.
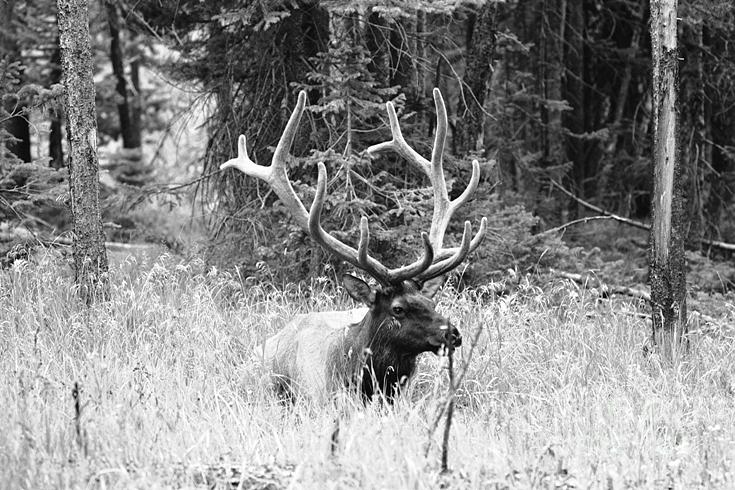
<box><xmin>448</xmin><ymin>325</ymin><xmax>462</xmax><ymax>347</ymax></box>
<box><xmin>438</xmin><ymin>324</ymin><xmax>462</xmax><ymax>349</ymax></box>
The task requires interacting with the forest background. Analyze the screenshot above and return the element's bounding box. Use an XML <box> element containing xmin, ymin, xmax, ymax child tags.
<box><xmin>1</xmin><ymin>0</ymin><xmax>734</xmax><ymax>298</ymax></box>
<box><xmin>3</xmin><ymin>0</ymin><xmax>735</xmax><ymax>487</ymax></box>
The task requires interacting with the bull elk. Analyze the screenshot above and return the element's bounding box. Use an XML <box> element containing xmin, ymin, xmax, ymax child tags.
<box><xmin>221</xmin><ymin>89</ymin><xmax>487</xmax><ymax>402</ymax></box>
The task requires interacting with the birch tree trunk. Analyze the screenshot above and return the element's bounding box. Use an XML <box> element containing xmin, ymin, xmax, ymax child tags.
<box><xmin>649</xmin><ymin>0</ymin><xmax>687</xmax><ymax>355</ymax></box>
<box><xmin>57</xmin><ymin>0</ymin><xmax>109</xmax><ymax>303</ymax></box>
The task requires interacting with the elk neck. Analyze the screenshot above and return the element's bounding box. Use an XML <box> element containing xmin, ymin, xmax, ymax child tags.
<box><xmin>331</xmin><ymin>306</ymin><xmax>418</xmax><ymax>400</ymax></box>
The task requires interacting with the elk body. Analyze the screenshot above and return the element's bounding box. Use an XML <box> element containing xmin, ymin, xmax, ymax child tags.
<box><xmin>221</xmin><ymin>89</ymin><xmax>487</xmax><ymax>402</ymax></box>
<box><xmin>265</xmin><ymin>276</ymin><xmax>460</xmax><ymax>402</ymax></box>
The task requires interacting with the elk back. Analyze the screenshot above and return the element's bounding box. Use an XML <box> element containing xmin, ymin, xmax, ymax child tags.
<box><xmin>264</xmin><ymin>307</ymin><xmax>369</xmax><ymax>402</ymax></box>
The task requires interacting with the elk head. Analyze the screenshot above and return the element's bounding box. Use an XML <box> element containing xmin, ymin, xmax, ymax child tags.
<box><xmin>342</xmin><ymin>274</ymin><xmax>462</xmax><ymax>355</ymax></box>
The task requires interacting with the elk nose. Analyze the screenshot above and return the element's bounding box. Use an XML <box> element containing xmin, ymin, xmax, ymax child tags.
<box><xmin>449</xmin><ymin>326</ymin><xmax>462</xmax><ymax>347</ymax></box>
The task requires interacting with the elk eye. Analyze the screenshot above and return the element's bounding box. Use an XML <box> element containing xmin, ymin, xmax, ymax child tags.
<box><xmin>392</xmin><ymin>306</ymin><xmax>404</xmax><ymax>316</ymax></box>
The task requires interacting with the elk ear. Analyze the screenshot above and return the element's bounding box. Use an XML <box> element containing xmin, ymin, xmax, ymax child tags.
<box><xmin>342</xmin><ymin>274</ymin><xmax>375</xmax><ymax>305</ymax></box>
<box><xmin>420</xmin><ymin>275</ymin><xmax>445</xmax><ymax>299</ymax></box>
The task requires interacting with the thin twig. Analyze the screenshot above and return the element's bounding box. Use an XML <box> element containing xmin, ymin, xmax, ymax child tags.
<box><xmin>549</xmin><ymin>179</ymin><xmax>649</xmax><ymax>231</ymax></box>
<box><xmin>425</xmin><ymin>323</ymin><xmax>483</xmax><ymax>458</ymax></box>
<box><xmin>440</xmin><ymin>346</ymin><xmax>454</xmax><ymax>474</ymax></box>
<box><xmin>553</xmin><ymin>269</ymin><xmax>651</xmax><ymax>302</ymax></box>
<box><xmin>146</xmin><ymin>169</ymin><xmax>224</xmax><ymax>196</ymax></box>
<box><xmin>550</xmin><ymin>179</ymin><xmax>735</xmax><ymax>252</ymax></box>
<box><xmin>536</xmin><ymin>215</ymin><xmax>616</xmax><ymax>237</ymax></box>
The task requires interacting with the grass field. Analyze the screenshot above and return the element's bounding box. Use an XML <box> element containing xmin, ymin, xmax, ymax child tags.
<box><xmin>1</xmin><ymin>251</ymin><xmax>734</xmax><ymax>489</ymax></box>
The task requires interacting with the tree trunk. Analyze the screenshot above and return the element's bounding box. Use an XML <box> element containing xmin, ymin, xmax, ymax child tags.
<box><xmin>540</xmin><ymin>0</ymin><xmax>566</xmax><ymax>168</ymax></box>
<box><xmin>390</xmin><ymin>15</ymin><xmax>418</xmax><ymax>106</ymax></box>
<box><xmin>49</xmin><ymin>41</ymin><xmax>64</xmax><ymax>168</ymax></box>
<box><xmin>649</xmin><ymin>0</ymin><xmax>686</xmax><ymax>355</ymax></box>
<box><xmin>105</xmin><ymin>0</ymin><xmax>140</xmax><ymax>148</ymax></box>
<box><xmin>678</xmin><ymin>16</ymin><xmax>707</xmax><ymax>247</ymax></box>
<box><xmin>454</xmin><ymin>2</ymin><xmax>496</xmax><ymax>155</ymax></box>
<box><xmin>703</xmin><ymin>28</ymin><xmax>734</xmax><ymax>240</ymax></box>
<box><xmin>599</xmin><ymin>0</ymin><xmax>646</xmax><ymax>197</ymax></box>
<box><xmin>129</xmin><ymin>39</ymin><xmax>142</xmax><ymax>145</ymax></box>
<box><xmin>706</xmin><ymin>98</ymin><xmax>735</xmax><ymax>238</ymax></box>
<box><xmin>1</xmin><ymin>0</ymin><xmax>32</xmax><ymax>163</ymax></box>
<box><xmin>414</xmin><ymin>9</ymin><xmax>427</xmax><ymax>129</ymax></box>
<box><xmin>365</xmin><ymin>10</ymin><xmax>390</xmax><ymax>87</ymax></box>
<box><xmin>563</xmin><ymin>0</ymin><xmax>590</xmax><ymax>205</ymax></box>
<box><xmin>57</xmin><ymin>0</ymin><xmax>110</xmax><ymax>303</ymax></box>
<box><xmin>3</xmin><ymin>107</ymin><xmax>32</xmax><ymax>163</ymax></box>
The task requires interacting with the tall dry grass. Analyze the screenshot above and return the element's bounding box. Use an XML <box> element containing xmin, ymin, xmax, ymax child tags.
<box><xmin>1</xmin><ymin>251</ymin><xmax>734</xmax><ymax>488</ymax></box>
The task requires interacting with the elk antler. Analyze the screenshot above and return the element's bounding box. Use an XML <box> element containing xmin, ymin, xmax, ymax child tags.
<box><xmin>220</xmin><ymin>91</ymin><xmax>435</xmax><ymax>286</ymax></box>
<box><xmin>366</xmin><ymin>88</ymin><xmax>488</xmax><ymax>282</ymax></box>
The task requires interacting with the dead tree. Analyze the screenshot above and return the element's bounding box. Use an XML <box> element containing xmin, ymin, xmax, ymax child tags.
<box><xmin>649</xmin><ymin>0</ymin><xmax>687</xmax><ymax>355</ymax></box>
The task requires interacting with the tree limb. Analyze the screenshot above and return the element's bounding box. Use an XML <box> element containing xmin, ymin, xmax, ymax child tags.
<box><xmin>553</xmin><ymin>269</ymin><xmax>651</xmax><ymax>301</ymax></box>
<box><xmin>549</xmin><ymin>179</ymin><xmax>649</xmax><ymax>230</ymax></box>
<box><xmin>554</xmin><ymin>269</ymin><xmax>729</xmax><ymax>334</ymax></box>
<box><xmin>550</xmin><ymin>179</ymin><xmax>735</xmax><ymax>252</ymax></box>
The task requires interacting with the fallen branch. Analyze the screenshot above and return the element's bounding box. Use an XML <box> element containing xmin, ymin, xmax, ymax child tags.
<box><xmin>553</xmin><ymin>269</ymin><xmax>651</xmax><ymax>301</ymax></box>
<box><xmin>536</xmin><ymin>215</ymin><xmax>617</xmax><ymax>237</ymax></box>
<box><xmin>550</xmin><ymin>179</ymin><xmax>649</xmax><ymax>231</ymax></box>
<box><xmin>549</xmin><ymin>179</ymin><xmax>735</xmax><ymax>252</ymax></box>
<box><xmin>52</xmin><ymin>236</ymin><xmax>163</xmax><ymax>252</ymax></box>
<box><xmin>699</xmin><ymin>237</ymin><xmax>735</xmax><ymax>252</ymax></box>
<box><xmin>554</xmin><ymin>269</ymin><xmax>730</xmax><ymax>334</ymax></box>
<box><xmin>3</xmin><ymin>234</ymin><xmax>163</xmax><ymax>252</ymax></box>
<box><xmin>688</xmin><ymin>310</ymin><xmax>735</xmax><ymax>337</ymax></box>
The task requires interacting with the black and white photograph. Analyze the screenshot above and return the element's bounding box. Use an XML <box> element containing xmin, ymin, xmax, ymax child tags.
<box><xmin>1</xmin><ymin>0</ymin><xmax>734</xmax><ymax>487</ymax></box>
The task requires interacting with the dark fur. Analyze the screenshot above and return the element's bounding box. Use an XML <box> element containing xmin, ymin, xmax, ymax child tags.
<box><xmin>327</xmin><ymin>279</ymin><xmax>459</xmax><ymax>401</ymax></box>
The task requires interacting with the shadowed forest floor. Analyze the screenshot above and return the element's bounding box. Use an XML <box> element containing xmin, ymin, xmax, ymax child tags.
<box><xmin>1</xmin><ymin>250</ymin><xmax>734</xmax><ymax>489</ymax></box>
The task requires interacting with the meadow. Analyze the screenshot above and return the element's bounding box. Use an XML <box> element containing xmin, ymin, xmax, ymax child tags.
<box><xmin>1</xmin><ymin>250</ymin><xmax>734</xmax><ymax>489</ymax></box>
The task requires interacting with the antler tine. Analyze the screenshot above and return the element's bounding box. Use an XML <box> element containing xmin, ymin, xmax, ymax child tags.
<box><xmin>356</xmin><ymin>216</ymin><xmax>434</xmax><ymax>284</ymax></box>
<box><xmin>433</xmin><ymin>216</ymin><xmax>488</xmax><ymax>262</ymax></box>
<box><xmin>366</xmin><ymin>88</ymin><xmax>487</xmax><ymax>275</ymax></box>
<box><xmin>220</xmin><ymin>134</ymin><xmax>269</xmax><ymax>180</ymax></box>
<box><xmin>309</xmin><ymin>163</ymin><xmax>434</xmax><ymax>286</ymax></box>
<box><xmin>273</xmin><ymin>91</ymin><xmax>307</xmax><ymax>166</ymax></box>
<box><xmin>357</xmin><ymin>217</ymin><xmax>370</xmax><ymax>267</ymax></box>
<box><xmin>220</xmin><ymin>91</ymin><xmax>310</xmax><ymax>230</ymax></box>
<box><xmin>429</xmin><ymin>88</ymin><xmax>450</xmax><ymax>207</ymax></box>
<box><xmin>416</xmin><ymin>221</ymin><xmax>474</xmax><ymax>282</ymax></box>
<box><xmin>390</xmin><ymin>232</ymin><xmax>434</xmax><ymax>283</ymax></box>
<box><xmin>366</xmin><ymin>100</ymin><xmax>431</xmax><ymax>176</ymax></box>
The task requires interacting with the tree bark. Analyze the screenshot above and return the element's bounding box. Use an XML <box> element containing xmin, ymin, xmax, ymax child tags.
<box><xmin>57</xmin><ymin>0</ymin><xmax>110</xmax><ymax>303</ymax></box>
<box><xmin>649</xmin><ymin>0</ymin><xmax>687</xmax><ymax>355</ymax></box>
<box><xmin>454</xmin><ymin>2</ymin><xmax>496</xmax><ymax>155</ymax></box>
<box><xmin>105</xmin><ymin>0</ymin><xmax>140</xmax><ymax>149</ymax></box>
